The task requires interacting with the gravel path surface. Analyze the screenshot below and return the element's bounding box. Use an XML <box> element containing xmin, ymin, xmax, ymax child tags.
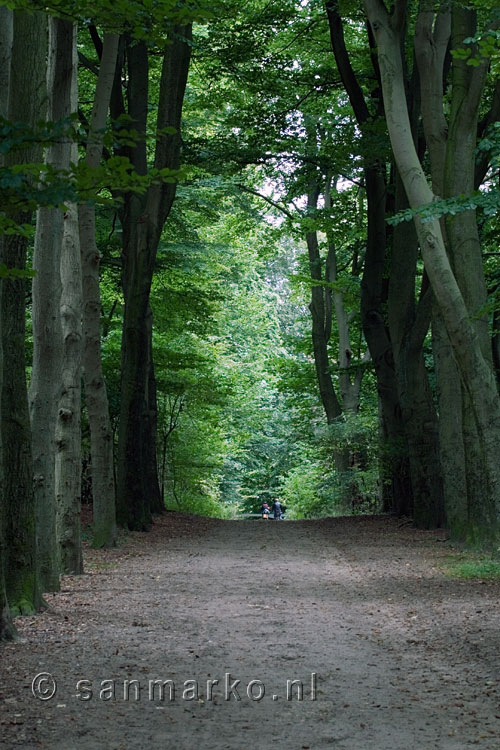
<box><xmin>1</xmin><ymin>514</ymin><xmax>499</xmax><ymax>749</ymax></box>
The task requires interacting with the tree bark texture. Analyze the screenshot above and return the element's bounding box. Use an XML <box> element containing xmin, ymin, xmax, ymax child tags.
<box><xmin>145</xmin><ymin>306</ymin><xmax>163</xmax><ymax>515</ymax></box>
<box><xmin>306</xmin><ymin>182</ymin><xmax>342</xmax><ymax>427</ymax></box>
<box><xmin>2</xmin><ymin>10</ymin><xmax>46</xmax><ymax>614</ymax></box>
<box><xmin>364</xmin><ymin>0</ymin><xmax>500</xmax><ymax>538</ymax></box>
<box><xmin>326</xmin><ymin>0</ymin><xmax>413</xmax><ymax>516</ymax></box>
<box><xmin>30</xmin><ymin>17</ymin><xmax>75</xmax><ymax>592</ymax></box>
<box><xmin>54</xmin><ymin>24</ymin><xmax>83</xmax><ymax>574</ymax></box>
<box><xmin>116</xmin><ymin>27</ymin><xmax>192</xmax><ymax>529</ymax></box>
<box><xmin>79</xmin><ymin>33</ymin><xmax>119</xmax><ymax>548</ymax></box>
<box><xmin>0</xmin><ymin>5</ymin><xmax>16</xmax><ymax>641</ymax></box>
<box><xmin>415</xmin><ymin>2</ymin><xmax>498</xmax><ymax>537</ymax></box>
<box><xmin>389</xmin><ymin>173</ymin><xmax>445</xmax><ymax>528</ymax></box>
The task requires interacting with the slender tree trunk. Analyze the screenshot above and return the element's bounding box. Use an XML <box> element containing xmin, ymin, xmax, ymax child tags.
<box><xmin>364</xmin><ymin>0</ymin><xmax>500</xmax><ymax>539</ymax></box>
<box><xmin>30</xmin><ymin>17</ymin><xmax>74</xmax><ymax>592</ymax></box>
<box><xmin>79</xmin><ymin>33</ymin><xmax>119</xmax><ymax>548</ymax></box>
<box><xmin>306</xmin><ymin>234</ymin><xmax>342</xmax><ymax>426</ymax></box>
<box><xmin>324</xmin><ymin>176</ymin><xmax>368</xmax><ymax>416</ymax></box>
<box><xmin>304</xmin><ymin>166</ymin><xmax>372</xmax><ymax>509</ymax></box>
<box><xmin>304</xmin><ymin>174</ymin><xmax>343</xmax><ymax>429</ymax></box>
<box><xmin>55</xmin><ymin>24</ymin><xmax>83</xmax><ymax>574</ymax></box>
<box><xmin>0</xmin><ymin>4</ymin><xmax>16</xmax><ymax>641</ymax></box>
<box><xmin>2</xmin><ymin>10</ymin><xmax>46</xmax><ymax>614</ymax></box>
<box><xmin>145</xmin><ymin>305</ymin><xmax>163</xmax><ymax>514</ymax></box>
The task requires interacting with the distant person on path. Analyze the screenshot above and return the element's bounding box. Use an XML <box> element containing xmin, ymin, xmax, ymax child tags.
<box><xmin>272</xmin><ymin>499</ymin><xmax>284</xmax><ymax>520</ymax></box>
<box><xmin>261</xmin><ymin>502</ymin><xmax>270</xmax><ymax>519</ymax></box>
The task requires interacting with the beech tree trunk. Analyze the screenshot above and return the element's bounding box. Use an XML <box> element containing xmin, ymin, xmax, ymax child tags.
<box><xmin>364</xmin><ymin>0</ymin><xmax>500</xmax><ymax>539</ymax></box>
<box><xmin>326</xmin><ymin>0</ymin><xmax>413</xmax><ymax>516</ymax></box>
<box><xmin>30</xmin><ymin>17</ymin><xmax>74</xmax><ymax>592</ymax></box>
<box><xmin>389</xmin><ymin>174</ymin><xmax>444</xmax><ymax>528</ymax></box>
<box><xmin>361</xmin><ymin>167</ymin><xmax>413</xmax><ymax>516</ymax></box>
<box><xmin>79</xmin><ymin>33</ymin><xmax>119</xmax><ymax>548</ymax></box>
<box><xmin>2</xmin><ymin>10</ymin><xmax>46</xmax><ymax>615</ymax></box>
<box><xmin>306</xmin><ymin>182</ymin><xmax>342</xmax><ymax>428</ymax></box>
<box><xmin>304</xmin><ymin>164</ymin><xmax>370</xmax><ymax>507</ymax></box>
<box><xmin>54</xmin><ymin>24</ymin><xmax>83</xmax><ymax>574</ymax></box>
<box><xmin>145</xmin><ymin>306</ymin><xmax>163</xmax><ymax>514</ymax></box>
<box><xmin>444</xmin><ymin>7</ymin><xmax>495</xmax><ymax>534</ymax></box>
<box><xmin>0</xmin><ymin>4</ymin><xmax>16</xmax><ymax>641</ymax></box>
<box><xmin>415</xmin><ymin>2</ymin><xmax>498</xmax><ymax>538</ymax></box>
<box><xmin>324</xmin><ymin>176</ymin><xmax>368</xmax><ymax>417</ymax></box>
<box><xmin>116</xmin><ymin>27</ymin><xmax>192</xmax><ymax>529</ymax></box>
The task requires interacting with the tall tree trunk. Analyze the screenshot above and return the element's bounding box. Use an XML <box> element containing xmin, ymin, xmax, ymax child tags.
<box><xmin>414</xmin><ymin>3</ymin><xmax>468</xmax><ymax>535</ymax></box>
<box><xmin>492</xmin><ymin>306</ymin><xmax>500</xmax><ymax>389</ymax></box>
<box><xmin>79</xmin><ymin>33</ymin><xmax>119</xmax><ymax>548</ymax></box>
<box><xmin>30</xmin><ymin>17</ymin><xmax>74</xmax><ymax>592</ymax></box>
<box><xmin>2</xmin><ymin>9</ymin><xmax>46</xmax><ymax>614</ymax></box>
<box><xmin>0</xmin><ymin>4</ymin><xmax>16</xmax><ymax>641</ymax></box>
<box><xmin>415</xmin><ymin>2</ymin><xmax>498</xmax><ymax>538</ymax></box>
<box><xmin>55</xmin><ymin>24</ymin><xmax>83</xmax><ymax>574</ymax></box>
<box><xmin>431</xmin><ymin>311</ymin><xmax>467</xmax><ymax>533</ymax></box>
<box><xmin>364</xmin><ymin>0</ymin><xmax>500</xmax><ymax>540</ymax></box>
<box><xmin>145</xmin><ymin>305</ymin><xmax>163</xmax><ymax>514</ymax></box>
<box><xmin>361</xmin><ymin>167</ymin><xmax>413</xmax><ymax>516</ymax></box>
<box><xmin>116</xmin><ymin>27</ymin><xmax>192</xmax><ymax>529</ymax></box>
<box><xmin>444</xmin><ymin>6</ymin><xmax>494</xmax><ymax>535</ymax></box>
<box><xmin>324</xmin><ymin>175</ymin><xmax>368</xmax><ymax>416</ymax></box>
<box><xmin>326</xmin><ymin>0</ymin><xmax>413</xmax><ymax>516</ymax></box>
<box><xmin>389</xmin><ymin>174</ymin><xmax>445</xmax><ymax>528</ymax></box>
<box><xmin>306</xmin><ymin>182</ymin><xmax>342</xmax><ymax>428</ymax></box>
<box><xmin>115</xmin><ymin>38</ymin><xmax>152</xmax><ymax>530</ymax></box>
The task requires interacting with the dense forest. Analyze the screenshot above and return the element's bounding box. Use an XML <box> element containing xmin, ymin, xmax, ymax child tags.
<box><xmin>1</xmin><ymin>0</ymin><xmax>500</xmax><ymax>641</ymax></box>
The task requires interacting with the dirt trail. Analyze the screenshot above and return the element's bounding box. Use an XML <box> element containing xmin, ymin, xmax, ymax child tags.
<box><xmin>1</xmin><ymin>514</ymin><xmax>499</xmax><ymax>749</ymax></box>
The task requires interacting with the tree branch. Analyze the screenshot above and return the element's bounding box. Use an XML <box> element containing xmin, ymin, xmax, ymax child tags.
<box><xmin>78</xmin><ymin>51</ymin><xmax>99</xmax><ymax>76</ymax></box>
<box><xmin>88</xmin><ymin>24</ymin><xmax>103</xmax><ymax>61</ymax></box>
<box><xmin>325</xmin><ymin>0</ymin><xmax>371</xmax><ymax>125</ymax></box>
<box><xmin>235</xmin><ymin>184</ymin><xmax>296</xmax><ymax>220</ymax></box>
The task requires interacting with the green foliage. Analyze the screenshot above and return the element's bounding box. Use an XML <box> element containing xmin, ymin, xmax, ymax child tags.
<box><xmin>5</xmin><ymin>0</ymin><xmax>213</xmax><ymax>39</ymax></box>
<box><xmin>0</xmin><ymin>217</ymin><xmax>34</xmax><ymax>238</ymax></box>
<box><xmin>0</xmin><ymin>115</ymin><xmax>78</xmax><ymax>154</ymax></box>
<box><xmin>281</xmin><ymin>458</ymin><xmax>328</xmax><ymax>519</ymax></box>
<box><xmin>0</xmin><ymin>262</ymin><xmax>35</xmax><ymax>279</ymax></box>
<box><xmin>444</xmin><ymin>553</ymin><xmax>500</xmax><ymax>580</ymax></box>
<box><xmin>452</xmin><ymin>28</ymin><xmax>500</xmax><ymax>73</ymax></box>
<box><xmin>387</xmin><ymin>190</ymin><xmax>500</xmax><ymax>226</ymax></box>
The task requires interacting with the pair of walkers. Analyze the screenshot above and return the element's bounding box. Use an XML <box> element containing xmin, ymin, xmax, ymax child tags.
<box><xmin>261</xmin><ymin>500</ymin><xmax>284</xmax><ymax>520</ymax></box>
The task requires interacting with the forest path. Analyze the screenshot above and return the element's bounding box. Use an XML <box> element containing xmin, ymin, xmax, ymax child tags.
<box><xmin>1</xmin><ymin>514</ymin><xmax>499</xmax><ymax>749</ymax></box>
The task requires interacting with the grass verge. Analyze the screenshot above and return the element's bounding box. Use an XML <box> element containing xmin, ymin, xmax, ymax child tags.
<box><xmin>443</xmin><ymin>552</ymin><xmax>500</xmax><ymax>580</ymax></box>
